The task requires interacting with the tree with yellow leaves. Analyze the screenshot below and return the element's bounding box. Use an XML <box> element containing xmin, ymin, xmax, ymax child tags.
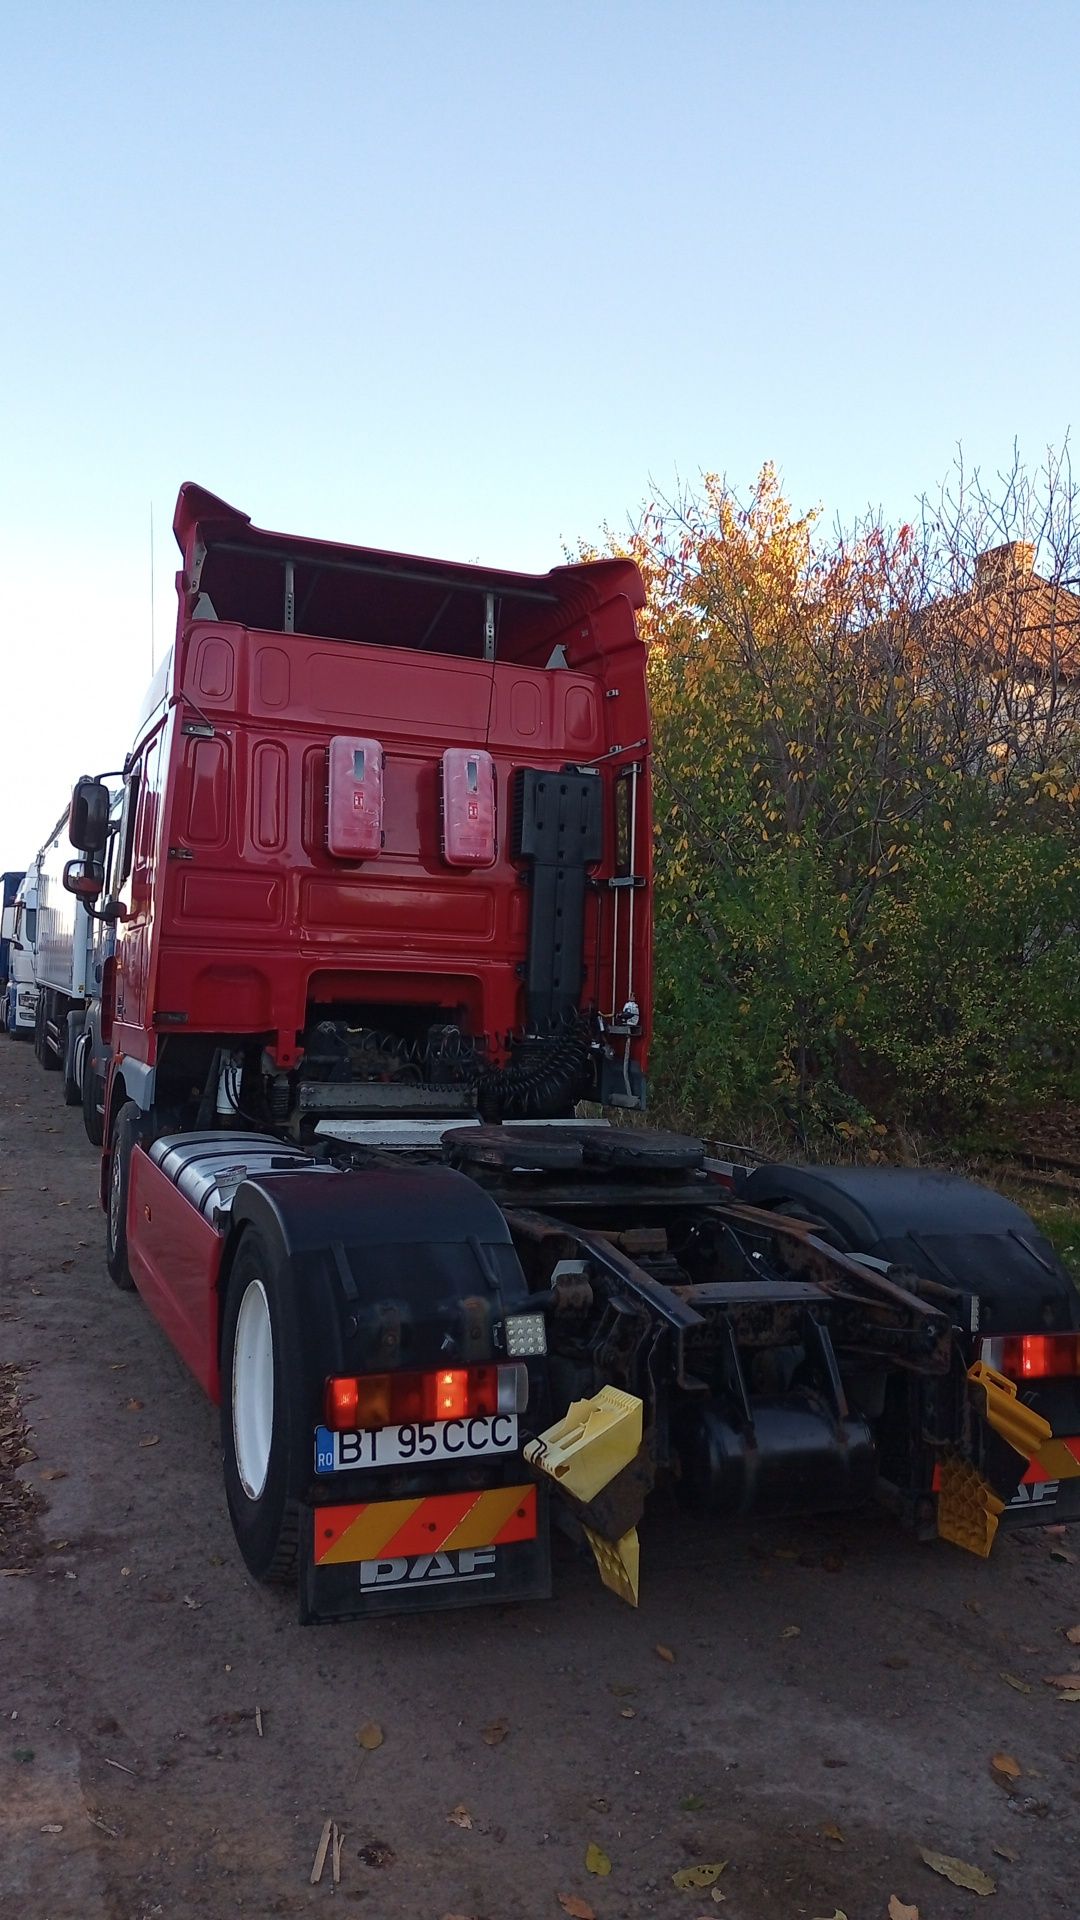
<box><xmin>601</xmin><ymin>451</ymin><xmax>1080</xmax><ymax>1140</ymax></box>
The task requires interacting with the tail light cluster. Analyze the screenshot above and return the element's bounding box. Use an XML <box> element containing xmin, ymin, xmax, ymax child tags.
<box><xmin>981</xmin><ymin>1333</ymin><xmax>1080</xmax><ymax>1381</ymax></box>
<box><xmin>323</xmin><ymin>1363</ymin><xmax>528</xmax><ymax>1433</ymax></box>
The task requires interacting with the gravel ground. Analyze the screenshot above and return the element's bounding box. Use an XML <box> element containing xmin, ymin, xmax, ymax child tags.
<box><xmin>2</xmin><ymin>1036</ymin><xmax>1079</xmax><ymax>1920</ymax></box>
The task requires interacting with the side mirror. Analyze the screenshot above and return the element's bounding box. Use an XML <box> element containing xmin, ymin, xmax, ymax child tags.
<box><xmin>68</xmin><ymin>777</ymin><xmax>111</xmax><ymax>854</ymax></box>
<box><xmin>63</xmin><ymin>858</ymin><xmax>103</xmax><ymax>903</ymax></box>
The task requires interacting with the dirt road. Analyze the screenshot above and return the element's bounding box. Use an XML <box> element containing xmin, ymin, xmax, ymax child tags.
<box><xmin>2</xmin><ymin>1038</ymin><xmax>1079</xmax><ymax>1920</ymax></box>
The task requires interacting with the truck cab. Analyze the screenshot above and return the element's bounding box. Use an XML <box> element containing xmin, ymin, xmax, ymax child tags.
<box><xmin>67</xmin><ymin>481</ymin><xmax>651</xmax><ymax>1149</ymax></box>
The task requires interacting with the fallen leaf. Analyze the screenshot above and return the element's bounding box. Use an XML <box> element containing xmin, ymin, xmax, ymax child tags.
<box><xmin>138</xmin><ymin>1435</ymin><xmax>160</xmax><ymax>1448</ymax></box>
<box><xmin>655</xmin><ymin>1643</ymin><xmax>676</xmax><ymax>1663</ymax></box>
<box><xmin>620</xmin><ymin>1706</ymin><xmax>635</xmax><ymax>1718</ymax></box>
<box><xmin>887</xmin><ymin>1902</ymin><xmax>919</xmax><ymax>1920</ymax></box>
<box><xmin>39</xmin><ymin>1469</ymin><xmax>66</xmax><ymax>1482</ymax></box>
<box><xmin>710</xmin><ymin>1894</ymin><xmax>727</xmax><ymax>1908</ymax></box>
<box><xmin>781</xmin><ymin>1625</ymin><xmax>801</xmax><ymax>1640</ymax></box>
<box><xmin>1064</xmin><ymin>1625</ymin><xmax>1080</xmax><ymax>1644</ymax></box>
<box><xmin>672</xmin><ymin>1862</ymin><xmax>726</xmax><ymax>1890</ymax></box>
<box><xmin>1054</xmin><ymin>1688</ymin><xmax>1080</xmax><ymax>1701</ymax></box>
<box><xmin>990</xmin><ymin>1752</ymin><xmax>1021</xmax><ymax>1781</ymax></box>
<box><xmin>181</xmin><ymin>1594</ymin><xmax>202</xmax><ymax>1610</ymax></box>
<box><xmin>557</xmin><ymin>1897</ymin><xmax>596</xmax><ymax>1920</ymax></box>
<box><xmin>1042</xmin><ymin>1672</ymin><xmax>1080</xmax><ymax>1688</ymax></box>
<box><xmin>821</xmin><ymin>1821</ymin><xmax>844</xmax><ymax>1842</ymax></box>
<box><xmin>1000</xmin><ymin>1672</ymin><xmax>1031</xmax><ymax>1693</ymax></box>
<box><xmin>992</xmin><ymin>1843</ymin><xmax>1018</xmax><ymax>1861</ymax></box>
<box><xmin>39</xmin><ymin>1823</ymin><xmax>64</xmax><ymax>1835</ymax></box>
<box><xmin>447</xmin><ymin>1805</ymin><xmax>473</xmax><ymax>1830</ymax></box>
<box><xmin>357</xmin><ymin>1722</ymin><xmax>383</xmax><ymax>1751</ymax></box>
<box><xmin>810</xmin><ymin>1910</ymin><xmax>847</xmax><ymax>1920</ymax></box>
<box><xmin>920</xmin><ymin>1847</ymin><xmax>996</xmax><ymax>1895</ymax></box>
<box><xmin>585</xmin><ymin>1843</ymin><xmax>612</xmax><ymax>1878</ymax></box>
<box><xmin>1050</xmin><ymin>1545</ymin><xmax>1077</xmax><ymax>1564</ymax></box>
<box><xmin>125</xmin><ymin>1398</ymin><xmax>144</xmax><ymax>1411</ymax></box>
<box><xmin>482</xmin><ymin>1717</ymin><xmax>509</xmax><ymax>1746</ymax></box>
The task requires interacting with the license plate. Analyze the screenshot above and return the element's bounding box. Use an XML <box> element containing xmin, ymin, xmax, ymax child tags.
<box><xmin>314</xmin><ymin>1414</ymin><xmax>518</xmax><ymax>1474</ymax></box>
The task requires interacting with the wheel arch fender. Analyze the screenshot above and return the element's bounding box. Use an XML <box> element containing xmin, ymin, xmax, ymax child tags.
<box><xmin>745</xmin><ymin>1162</ymin><xmax>1080</xmax><ymax>1334</ymax></box>
<box><xmin>219</xmin><ymin>1162</ymin><xmax>533</xmax><ymax>1407</ymax></box>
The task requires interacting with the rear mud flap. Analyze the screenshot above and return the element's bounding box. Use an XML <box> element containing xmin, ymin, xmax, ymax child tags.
<box><xmin>298</xmin><ymin>1486</ymin><xmax>551</xmax><ymax>1624</ymax></box>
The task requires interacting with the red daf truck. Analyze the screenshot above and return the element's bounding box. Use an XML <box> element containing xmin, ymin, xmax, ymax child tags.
<box><xmin>62</xmin><ymin>484</ymin><xmax>1080</xmax><ymax>1624</ymax></box>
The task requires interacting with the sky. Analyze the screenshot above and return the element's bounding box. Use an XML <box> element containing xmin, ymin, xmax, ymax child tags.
<box><xmin>1</xmin><ymin>0</ymin><xmax>1078</xmax><ymax>870</ymax></box>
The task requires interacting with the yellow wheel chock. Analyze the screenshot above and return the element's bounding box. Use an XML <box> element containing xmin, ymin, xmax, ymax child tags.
<box><xmin>583</xmin><ymin>1524</ymin><xmax>641</xmax><ymax>1607</ymax></box>
<box><xmin>525</xmin><ymin>1386</ymin><xmax>643</xmax><ymax>1504</ymax></box>
<box><xmin>937</xmin><ymin>1362</ymin><xmax>1053</xmax><ymax>1558</ymax></box>
<box><xmin>968</xmin><ymin>1361</ymin><xmax>1052</xmax><ymax>1459</ymax></box>
<box><xmin>526</xmin><ymin>1388</ymin><xmax>645</xmax><ymax>1605</ymax></box>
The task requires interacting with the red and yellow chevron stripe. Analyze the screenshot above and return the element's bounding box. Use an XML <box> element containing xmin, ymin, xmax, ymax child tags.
<box><xmin>1021</xmin><ymin>1435</ymin><xmax>1080</xmax><ymax>1483</ymax></box>
<box><xmin>314</xmin><ymin>1485</ymin><xmax>537</xmax><ymax>1566</ymax></box>
<box><xmin>931</xmin><ymin>1434</ymin><xmax>1080</xmax><ymax>1494</ymax></box>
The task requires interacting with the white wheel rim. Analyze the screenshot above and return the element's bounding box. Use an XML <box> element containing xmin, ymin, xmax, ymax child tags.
<box><xmin>232</xmin><ymin>1279</ymin><xmax>274</xmax><ymax>1500</ymax></box>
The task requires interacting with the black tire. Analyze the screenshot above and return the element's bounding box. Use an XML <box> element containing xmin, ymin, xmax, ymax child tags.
<box><xmin>36</xmin><ymin>997</ymin><xmax>60</xmax><ymax>1072</ymax></box>
<box><xmin>105</xmin><ymin>1101</ymin><xmax>142</xmax><ymax>1290</ymax></box>
<box><xmin>220</xmin><ymin>1230</ymin><xmax>305</xmax><ymax>1584</ymax></box>
<box><xmin>63</xmin><ymin>1012</ymin><xmax>82</xmax><ymax>1106</ymax></box>
<box><xmin>82</xmin><ymin>1058</ymin><xmax>105</xmax><ymax>1146</ymax></box>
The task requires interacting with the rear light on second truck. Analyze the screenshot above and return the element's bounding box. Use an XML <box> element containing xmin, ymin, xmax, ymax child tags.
<box><xmin>322</xmin><ymin>1363</ymin><xmax>528</xmax><ymax>1431</ymax></box>
<box><xmin>981</xmin><ymin>1333</ymin><xmax>1080</xmax><ymax>1381</ymax></box>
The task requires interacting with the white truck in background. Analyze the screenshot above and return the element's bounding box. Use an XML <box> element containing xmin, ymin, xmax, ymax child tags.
<box><xmin>34</xmin><ymin>798</ymin><xmax>120</xmax><ymax>1124</ymax></box>
<box><xmin>1</xmin><ymin>862</ymin><xmax>41</xmax><ymax>1040</ymax></box>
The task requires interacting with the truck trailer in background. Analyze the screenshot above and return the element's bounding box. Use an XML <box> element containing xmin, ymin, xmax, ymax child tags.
<box><xmin>0</xmin><ymin>869</ymin><xmax>26</xmax><ymax>1000</ymax></box>
<box><xmin>34</xmin><ymin>798</ymin><xmax>120</xmax><ymax>1117</ymax></box>
<box><xmin>2</xmin><ymin>863</ymin><xmax>40</xmax><ymax>1039</ymax></box>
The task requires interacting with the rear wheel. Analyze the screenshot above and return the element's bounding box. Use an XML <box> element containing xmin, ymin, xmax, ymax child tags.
<box><xmin>82</xmin><ymin>1054</ymin><xmax>105</xmax><ymax>1146</ymax></box>
<box><xmin>63</xmin><ymin>1012</ymin><xmax>82</xmax><ymax>1106</ymax></box>
<box><xmin>35</xmin><ymin>997</ymin><xmax>59</xmax><ymax>1070</ymax></box>
<box><xmin>105</xmin><ymin>1101</ymin><xmax>142</xmax><ymax>1290</ymax></box>
<box><xmin>220</xmin><ymin>1231</ymin><xmax>305</xmax><ymax>1583</ymax></box>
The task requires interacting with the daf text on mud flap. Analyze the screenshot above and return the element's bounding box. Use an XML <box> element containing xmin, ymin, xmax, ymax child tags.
<box><xmin>359</xmin><ymin>1548</ymin><xmax>497</xmax><ymax>1587</ymax></box>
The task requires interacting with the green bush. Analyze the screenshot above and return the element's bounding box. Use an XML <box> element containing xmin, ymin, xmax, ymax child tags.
<box><xmin>608</xmin><ymin>458</ymin><xmax>1080</xmax><ymax>1143</ymax></box>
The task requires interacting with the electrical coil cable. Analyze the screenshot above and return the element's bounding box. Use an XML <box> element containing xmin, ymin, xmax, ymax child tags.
<box><xmin>475</xmin><ymin>1018</ymin><xmax>592</xmax><ymax>1119</ymax></box>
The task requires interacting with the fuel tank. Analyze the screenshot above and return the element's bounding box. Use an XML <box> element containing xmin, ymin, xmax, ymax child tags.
<box><xmin>677</xmin><ymin>1391</ymin><xmax>877</xmax><ymax>1518</ymax></box>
